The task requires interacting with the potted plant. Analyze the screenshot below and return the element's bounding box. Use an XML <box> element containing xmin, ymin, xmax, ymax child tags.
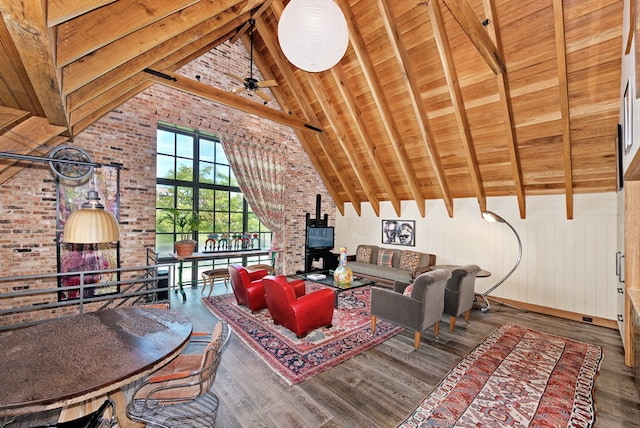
<box><xmin>158</xmin><ymin>208</ymin><xmax>203</xmax><ymax>257</ymax></box>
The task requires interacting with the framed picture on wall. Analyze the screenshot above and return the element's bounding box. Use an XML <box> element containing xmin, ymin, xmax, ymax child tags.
<box><xmin>382</xmin><ymin>220</ymin><xmax>415</xmax><ymax>247</ymax></box>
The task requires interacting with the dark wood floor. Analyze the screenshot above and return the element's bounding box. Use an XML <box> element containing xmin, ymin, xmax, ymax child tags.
<box><xmin>173</xmin><ymin>283</ymin><xmax>640</xmax><ymax>428</ymax></box>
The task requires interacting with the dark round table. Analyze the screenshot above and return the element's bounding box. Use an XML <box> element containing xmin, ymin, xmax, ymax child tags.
<box><xmin>0</xmin><ymin>307</ymin><xmax>192</xmax><ymax>423</ymax></box>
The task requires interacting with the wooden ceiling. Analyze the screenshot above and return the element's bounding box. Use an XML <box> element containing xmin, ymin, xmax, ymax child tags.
<box><xmin>0</xmin><ymin>0</ymin><xmax>623</xmax><ymax>218</ymax></box>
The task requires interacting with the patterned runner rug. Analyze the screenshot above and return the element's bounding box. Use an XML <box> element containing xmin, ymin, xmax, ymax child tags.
<box><xmin>202</xmin><ymin>283</ymin><xmax>402</xmax><ymax>384</ymax></box>
<box><xmin>399</xmin><ymin>323</ymin><xmax>603</xmax><ymax>428</ymax></box>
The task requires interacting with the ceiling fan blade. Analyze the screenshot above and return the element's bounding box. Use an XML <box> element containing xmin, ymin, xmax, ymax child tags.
<box><xmin>225</xmin><ymin>72</ymin><xmax>245</xmax><ymax>83</ymax></box>
<box><xmin>257</xmin><ymin>80</ymin><xmax>278</xmax><ymax>88</ymax></box>
<box><xmin>255</xmin><ymin>89</ymin><xmax>272</xmax><ymax>102</ymax></box>
<box><xmin>230</xmin><ymin>86</ymin><xmax>247</xmax><ymax>94</ymax></box>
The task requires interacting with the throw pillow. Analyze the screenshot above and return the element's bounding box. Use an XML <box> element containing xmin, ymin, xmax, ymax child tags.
<box><xmin>402</xmin><ymin>283</ymin><xmax>413</xmax><ymax>296</ymax></box>
<box><xmin>399</xmin><ymin>250</ymin><xmax>421</xmax><ymax>271</ymax></box>
<box><xmin>356</xmin><ymin>246</ymin><xmax>372</xmax><ymax>263</ymax></box>
<box><xmin>377</xmin><ymin>249</ymin><xmax>394</xmax><ymax>267</ymax></box>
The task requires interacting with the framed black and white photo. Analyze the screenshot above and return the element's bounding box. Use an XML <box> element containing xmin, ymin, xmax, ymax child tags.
<box><xmin>382</xmin><ymin>220</ymin><xmax>415</xmax><ymax>246</ymax></box>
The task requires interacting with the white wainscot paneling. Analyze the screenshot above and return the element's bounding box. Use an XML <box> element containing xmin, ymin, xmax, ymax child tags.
<box><xmin>335</xmin><ymin>194</ymin><xmax>617</xmax><ymax>320</ymax></box>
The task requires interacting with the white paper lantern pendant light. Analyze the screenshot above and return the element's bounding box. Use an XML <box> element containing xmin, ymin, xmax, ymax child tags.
<box><xmin>278</xmin><ymin>0</ymin><xmax>349</xmax><ymax>73</ymax></box>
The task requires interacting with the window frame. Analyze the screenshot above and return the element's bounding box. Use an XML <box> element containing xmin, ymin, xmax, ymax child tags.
<box><xmin>155</xmin><ymin>123</ymin><xmax>273</xmax><ymax>285</ymax></box>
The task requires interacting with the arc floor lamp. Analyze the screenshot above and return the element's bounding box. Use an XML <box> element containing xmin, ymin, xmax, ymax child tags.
<box><xmin>477</xmin><ymin>210</ymin><xmax>526</xmax><ymax>313</ymax></box>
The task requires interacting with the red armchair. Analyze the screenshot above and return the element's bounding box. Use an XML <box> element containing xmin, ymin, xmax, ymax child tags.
<box><xmin>228</xmin><ymin>264</ymin><xmax>270</xmax><ymax>312</ymax></box>
<box><xmin>227</xmin><ymin>265</ymin><xmax>306</xmax><ymax>312</ymax></box>
<box><xmin>263</xmin><ymin>275</ymin><xmax>335</xmax><ymax>338</ymax></box>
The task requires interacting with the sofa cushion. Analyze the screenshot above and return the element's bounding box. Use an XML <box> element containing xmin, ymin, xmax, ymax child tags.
<box><xmin>350</xmin><ymin>262</ymin><xmax>414</xmax><ymax>284</ymax></box>
<box><xmin>356</xmin><ymin>246</ymin><xmax>373</xmax><ymax>263</ymax></box>
<box><xmin>399</xmin><ymin>250</ymin><xmax>421</xmax><ymax>271</ymax></box>
<box><xmin>377</xmin><ymin>249</ymin><xmax>394</xmax><ymax>267</ymax></box>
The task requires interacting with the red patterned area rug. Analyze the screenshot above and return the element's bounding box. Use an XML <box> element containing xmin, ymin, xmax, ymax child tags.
<box><xmin>202</xmin><ymin>284</ymin><xmax>402</xmax><ymax>385</ymax></box>
<box><xmin>399</xmin><ymin>323</ymin><xmax>603</xmax><ymax>428</ymax></box>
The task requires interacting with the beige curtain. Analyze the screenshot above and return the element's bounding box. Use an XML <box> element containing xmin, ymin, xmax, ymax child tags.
<box><xmin>220</xmin><ymin>138</ymin><xmax>285</xmax><ymax>265</ymax></box>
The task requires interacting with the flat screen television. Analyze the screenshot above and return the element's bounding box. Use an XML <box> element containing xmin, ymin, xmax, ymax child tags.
<box><xmin>307</xmin><ymin>226</ymin><xmax>334</xmax><ymax>249</ymax></box>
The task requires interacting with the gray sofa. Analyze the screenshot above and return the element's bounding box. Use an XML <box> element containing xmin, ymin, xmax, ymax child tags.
<box><xmin>346</xmin><ymin>244</ymin><xmax>436</xmax><ymax>286</ymax></box>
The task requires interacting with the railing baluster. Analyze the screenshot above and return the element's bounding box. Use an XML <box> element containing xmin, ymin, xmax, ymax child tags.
<box><xmin>0</xmin><ymin>263</ymin><xmax>172</xmax><ymax>330</ymax></box>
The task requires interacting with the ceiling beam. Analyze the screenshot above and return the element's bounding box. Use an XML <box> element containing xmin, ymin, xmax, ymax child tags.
<box><xmin>377</xmin><ymin>0</ymin><xmax>454</xmax><ymax>218</ymax></box>
<box><xmin>0</xmin><ymin>115</ymin><xmax>67</xmax><ymax>152</ymax></box>
<box><xmin>0</xmin><ymin>106</ymin><xmax>30</xmax><ymax>129</ymax></box>
<box><xmin>552</xmin><ymin>0</ymin><xmax>574</xmax><ymax>220</ymax></box>
<box><xmin>439</xmin><ymin>0</ymin><xmax>505</xmax><ymax>75</ymax></box>
<box><xmin>229</xmin><ymin>0</ymin><xmax>273</xmax><ymax>45</ymax></box>
<box><xmin>338</xmin><ymin>0</ymin><xmax>425</xmax><ymax>217</ymax></box>
<box><xmin>55</xmin><ymin>0</ymin><xmax>200</xmax><ymax>67</ymax></box>
<box><xmin>65</xmin><ymin>7</ymin><xmax>248</xmax><ymax>119</ymax></box>
<box><xmin>68</xmin><ymin>14</ymin><xmax>250</xmax><ymax>134</ymax></box>
<box><xmin>47</xmin><ymin>0</ymin><xmax>116</xmax><ymax>27</ymax></box>
<box><xmin>307</xmin><ymin>72</ymin><xmax>375</xmax><ymax>216</ymax></box>
<box><xmin>427</xmin><ymin>0</ymin><xmax>486</xmax><ymax>212</ymax></box>
<box><xmin>0</xmin><ymin>115</ymin><xmax>68</xmax><ymax>185</ymax></box>
<box><xmin>0</xmin><ymin>19</ymin><xmax>45</xmax><ymax>116</ymax></box>
<box><xmin>144</xmin><ymin>69</ymin><xmax>323</xmax><ymax>134</ymax></box>
<box><xmin>71</xmin><ymin>78</ymin><xmax>153</xmax><ymax>136</ymax></box>
<box><xmin>69</xmin><ymin>74</ymin><xmax>147</xmax><ymax>132</ymax></box>
<box><xmin>482</xmin><ymin>0</ymin><xmax>526</xmax><ymax>219</ymax></box>
<box><xmin>331</xmin><ymin>64</ymin><xmax>402</xmax><ymax>218</ymax></box>
<box><xmin>60</xmin><ymin>0</ymin><xmax>260</xmax><ymax>95</ymax></box>
<box><xmin>2</xmin><ymin>0</ymin><xmax>68</xmax><ymax>129</ymax></box>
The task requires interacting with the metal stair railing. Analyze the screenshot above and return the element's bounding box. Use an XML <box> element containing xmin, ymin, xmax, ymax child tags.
<box><xmin>0</xmin><ymin>263</ymin><xmax>173</xmax><ymax>331</ymax></box>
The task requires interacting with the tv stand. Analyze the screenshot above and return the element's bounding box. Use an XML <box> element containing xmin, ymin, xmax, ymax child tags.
<box><xmin>303</xmin><ymin>195</ymin><xmax>338</xmax><ymax>273</ymax></box>
<box><xmin>305</xmin><ymin>248</ymin><xmax>338</xmax><ymax>272</ymax></box>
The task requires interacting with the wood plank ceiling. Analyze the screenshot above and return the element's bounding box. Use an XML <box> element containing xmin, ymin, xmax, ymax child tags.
<box><xmin>0</xmin><ymin>0</ymin><xmax>623</xmax><ymax>218</ymax></box>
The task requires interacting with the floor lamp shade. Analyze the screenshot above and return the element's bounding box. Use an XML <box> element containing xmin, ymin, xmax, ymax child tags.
<box><xmin>278</xmin><ymin>0</ymin><xmax>349</xmax><ymax>72</ymax></box>
<box><xmin>63</xmin><ymin>190</ymin><xmax>120</xmax><ymax>243</ymax></box>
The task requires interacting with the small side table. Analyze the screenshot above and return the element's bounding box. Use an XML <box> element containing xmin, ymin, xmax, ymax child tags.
<box><xmin>431</xmin><ymin>264</ymin><xmax>491</xmax><ymax>278</ymax></box>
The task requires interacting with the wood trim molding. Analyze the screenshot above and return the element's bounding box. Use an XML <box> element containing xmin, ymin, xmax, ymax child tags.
<box><xmin>486</xmin><ymin>297</ymin><xmax>618</xmax><ymax>330</ymax></box>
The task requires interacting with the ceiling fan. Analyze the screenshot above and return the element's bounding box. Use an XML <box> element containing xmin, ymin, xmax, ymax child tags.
<box><xmin>226</xmin><ymin>19</ymin><xmax>278</xmax><ymax>103</ymax></box>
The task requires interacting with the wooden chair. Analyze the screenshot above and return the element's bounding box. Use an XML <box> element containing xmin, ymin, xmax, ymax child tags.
<box><xmin>126</xmin><ymin>321</ymin><xmax>231</xmax><ymax>427</ymax></box>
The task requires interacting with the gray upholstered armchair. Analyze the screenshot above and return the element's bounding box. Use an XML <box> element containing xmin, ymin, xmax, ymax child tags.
<box><xmin>370</xmin><ymin>269</ymin><xmax>451</xmax><ymax>349</ymax></box>
<box><xmin>443</xmin><ymin>264</ymin><xmax>481</xmax><ymax>332</ymax></box>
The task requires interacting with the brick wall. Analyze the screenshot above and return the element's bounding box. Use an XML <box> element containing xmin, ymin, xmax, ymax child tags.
<box><xmin>0</xmin><ymin>41</ymin><xmax>335</xmax><ymax>319</ymax></box>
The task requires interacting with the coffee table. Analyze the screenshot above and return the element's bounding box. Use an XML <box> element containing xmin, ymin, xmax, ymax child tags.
<box><xmin>297</xmin><ymin>270</ymin><xmax>376</xmax><ymax>308</ymax></box>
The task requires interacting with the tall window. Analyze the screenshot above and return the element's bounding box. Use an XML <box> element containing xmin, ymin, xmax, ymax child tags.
<box><xmin>156</xmin><ymin>123</ymin><xmax>272</xmax><ymax>282</ymax></box>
